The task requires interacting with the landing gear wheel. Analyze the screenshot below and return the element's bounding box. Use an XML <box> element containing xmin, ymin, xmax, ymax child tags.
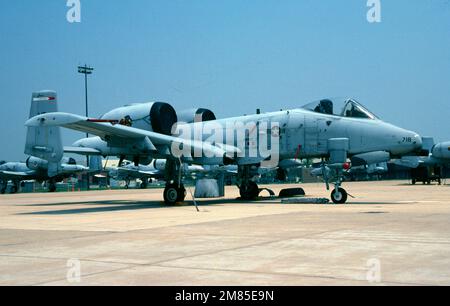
<box><xmin>48</xmin><ymin>184</ymin><xmax>57</xmax><ymax>193</ymax></box>
<box><xmin>177</xmin><ymin>185</ymin><xmax>186</xmax><ymax>202</ymax></box>
<box><xmin>239</xmin><ymin>181</ymin><xmax>260</xmax><ymax>200</ymax></box>
<box><xmin>140</xmin><ymin>180</ymin><xmax>148</xmax><ymax>189</ymax></box>
<box><xmin>331</xmin><ymin>188</ymin><xmax>348</xmax><ymax>204</ymax></box>
<box><xmin>164</xmin><ymin>184</ymin><xmax>186</xmax><ymax>205</ymax></box>
<box><xmin>1</xmin><ymin>188</ymin><xmax>6</xmax><ymax>194</ymax></box>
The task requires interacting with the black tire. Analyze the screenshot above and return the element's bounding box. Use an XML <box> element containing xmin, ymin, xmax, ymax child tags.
<box><xmin>177</xmin><ymin>185</ymin><xmax>186</xmax><ymax>202</ymax></box>
<box><xmin>331</xmin><ymin>188</ymin><xmax>348</xmax><ymax>204</ymax></box>
<box><xmin>1</xmin><ymin>188</ymin><xmax>5</xmax><ymax>195</ymax></box>
<box><xmin>140</xmin><ymin>181</ymin><xmax>148</xmax><ymax>189</ymax></box>
<box><xmin>412</xmin><ymin>179</ymin><xmax>416</xmax><ymax>185</ymax></box>
<box><xmin>164</xmin><ymin>184</ymin><xmax>186</xmax><ymax>205</ymax></box>
<box><xmin>48</xmin><ymin>184</ymin><xmax>57</xmax><ymax>193</ymax></box>
<box><xmin>239</xmin><ymin>181</ymin><xmax>259</xmax><ymax>200</ymax></box>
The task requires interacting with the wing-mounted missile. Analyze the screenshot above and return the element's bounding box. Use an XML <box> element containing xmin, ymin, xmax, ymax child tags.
<box><xmin>177</xmin><ymin>108</ymin><xmax>216</xmax><ymax>124</ymax></box>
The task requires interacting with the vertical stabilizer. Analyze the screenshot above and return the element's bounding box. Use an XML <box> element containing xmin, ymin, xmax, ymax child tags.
<box><xmin>25</xmin><ymin>91</ymin><xmax>63</xmax><ymax>166</ymax></box>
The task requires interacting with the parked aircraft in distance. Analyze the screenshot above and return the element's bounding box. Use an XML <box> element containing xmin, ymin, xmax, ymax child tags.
<box><xmin>0</xmin><ymin>91</ymin><xmax>98</xmax><ymax>194</ymax></box>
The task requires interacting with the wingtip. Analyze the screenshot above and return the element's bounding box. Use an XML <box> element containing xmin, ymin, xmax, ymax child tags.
<box><xmin>25</xmin><ymin>113</ymin><xmax>85</xmax><ymax>127</ymax></box>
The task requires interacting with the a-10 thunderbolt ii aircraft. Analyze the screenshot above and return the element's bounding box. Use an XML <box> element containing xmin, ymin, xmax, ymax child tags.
<box><xmin>0</xmin><ymin>156</ymin><xmax>89</xmax><ymax>194</ymax></box>
<box><xmin>26</xmin><ymin>97</ymin><xmax>422</xmax><ymax>204</ymax></box>
<box><xmin>0</xmin><ymin>91</ymin><xmax>97</xmax><ymax>194</ymax></box>
<box><xmin>396</xmin><ymin>140</ymin><xmax>450</xmax><ymax>169</ymax></box>
<box><xmin>394</xmin><ymin>139</ymin><xmax>450</xmax><ymax>184</ymax></box>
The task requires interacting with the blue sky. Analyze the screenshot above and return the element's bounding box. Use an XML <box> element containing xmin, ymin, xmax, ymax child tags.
<box><xmin>0</xmin><ymin>0</ymin><xmax>449</xmax><ymax>161</ymax></box>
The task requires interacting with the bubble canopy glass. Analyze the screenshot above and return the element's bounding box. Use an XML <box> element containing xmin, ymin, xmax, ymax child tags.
<box><xmin>301</xmin><ymin>98</ymin><xmax>378</xmax><ymax>120</ymax></box>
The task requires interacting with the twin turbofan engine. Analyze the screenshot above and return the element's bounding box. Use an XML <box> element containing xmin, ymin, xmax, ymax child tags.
<box><xmin>101</xmin><ymin>102</ymin><xmax>178</xmax><ymax>135</ymax></box>
<box><xmin>100</xmin><ymin>102</ymin><xmax>217</xmax><ymax>135</ymax></box>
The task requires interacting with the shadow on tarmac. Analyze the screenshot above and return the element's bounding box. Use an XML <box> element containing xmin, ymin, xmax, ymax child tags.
<box><xmin>18</xmin><ymin>197</ymin><xmax>282</xmax><ymax>215</ymax></box>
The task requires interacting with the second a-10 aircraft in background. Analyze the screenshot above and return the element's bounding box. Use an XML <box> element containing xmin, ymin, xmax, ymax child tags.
<box><xmin>1</xmin><ymin>91</ymin><xmax>99</xmax><ymax>194</ymax></box>
<box><xmin>0</xmin><ymin>157</ymin><xmax>89</xmax><ymax>194</ymax></box>
<box><xmin>395</xmin><ymin>138</ymin><xmax>450</xmax><ymax>184</ymax></box>
<box><xmin>27</xmin><ymin>95</ymin><xmax>423</xmax><ymax>204</ymax></box>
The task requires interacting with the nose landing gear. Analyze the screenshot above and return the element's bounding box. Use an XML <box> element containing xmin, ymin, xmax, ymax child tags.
<box><xmin>322</xmin><ymin>162</ymin><xmax>350</xmax><ymax>204</ymax></box>
<box><xmin>331</xmin><ymin>187</ymin><xmax>348</xmax><ymax>204</ymax></box>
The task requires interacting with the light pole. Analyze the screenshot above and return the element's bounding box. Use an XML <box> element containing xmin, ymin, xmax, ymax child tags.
<box><xmin>78</xmin><ymin>65</ymin><xmax>94</xmax><ymax>190</ymax></box>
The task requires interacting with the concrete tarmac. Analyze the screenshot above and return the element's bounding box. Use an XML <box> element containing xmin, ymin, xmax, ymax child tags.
<box><xmin>0</xmin><ymin>180</ymin><xmax>449</xmax><ymax>286</ymax></box>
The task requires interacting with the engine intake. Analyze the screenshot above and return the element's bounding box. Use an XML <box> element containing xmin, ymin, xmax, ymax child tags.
<box><xmin>101</xmin><ymin>102</ymin><xmax>178</xmax><ymax>135</ymax></box>
<box><xmin>177</xmin><ymin>108</ymin><xmax>216</xmax><ymax>124</ymax></box>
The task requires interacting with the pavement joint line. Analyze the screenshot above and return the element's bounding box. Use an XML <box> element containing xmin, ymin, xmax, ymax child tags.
<box><xmin>1</xmin><ymin>253</ymin><xmax>436</xmax><ymax>287</ymax></box>
<box><xmin>0</xmin><ymin>228</ymin><xmax>355</xmax><ymax>268</ymax></box>
<box><xmin>0</xmin><ymin>231</ymin><xmax>118</xmax><ymax>248</ymax></box>
<box><xmin>30</xmin><ymin>264</ymin><xmax>138</xmax><ymax>286</ymax></box>
<box><xmin>151</xmin><ymin>264</ymin><xmax>434</xmax><ymax>286</ymax></box>
<box><xmin>134</xmin><ymin>227</ymin><xmax>356</xmax><ymax>268</ymax></box>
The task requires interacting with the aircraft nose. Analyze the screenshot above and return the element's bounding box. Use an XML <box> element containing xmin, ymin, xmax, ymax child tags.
<box><xmin>413</xmin><ymin>133</ymin><xmax>422</xmax><ymax>150</ymax></box>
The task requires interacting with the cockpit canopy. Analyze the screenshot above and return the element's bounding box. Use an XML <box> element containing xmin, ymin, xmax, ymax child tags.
<box><xmin>302</xmin><ymin>98</ymin><xmax>378</xmax><ymax>120</ymax></box>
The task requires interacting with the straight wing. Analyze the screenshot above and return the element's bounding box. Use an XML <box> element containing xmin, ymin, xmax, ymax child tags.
<box><xmin>26</xmin><ymin>113</ymin><xmax>239</xmax><ymax>161</ymax></box>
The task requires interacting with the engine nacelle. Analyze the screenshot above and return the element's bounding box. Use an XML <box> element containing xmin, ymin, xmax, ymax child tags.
<box><xmin>26</xmin><ymin>156</ymin><xmax>48</xmax><ymax>171</ymax></box>
<box><xmin>432</xmin><ymin>142</ymin><xmax>450</xmax><ymax>159</ymax></box>
<box><xmin>101</xmin><ymin>102</ymin><xmax>177</xmax><ymax>135</ymax></box>
<box><xmin>177</xmin><ymin>108</ymin><xmax>216</xmax><ymax>124</ymax></box>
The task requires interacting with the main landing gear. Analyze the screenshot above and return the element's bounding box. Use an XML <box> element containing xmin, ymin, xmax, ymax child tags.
<box><xmin>238</xmin><ymin>165</ymin><xmax>261</xmax><ymax>200</ymax></box>
<box><xmin>163</xmin><ymin>159</ymin><xmax>186</xmax><ymax>205</ymax></box>
<box><xmin>140</xmin><ymin>178</ymin><xmax>149</xmax><ymax>189</ymax></box>
<box><xmin>48</xmin><ymin>180</ymin><xmax>57</xmax><ymax>193</ymax></box>
<box><xmin>9</xmin><ymin>181</ymin><xmax>19</xmax><ymax>194</ymax></box>
<box><xmin>0</xmin><ymin>181</ymin><xmax>7</xmax><ymax>194</ymax></box>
